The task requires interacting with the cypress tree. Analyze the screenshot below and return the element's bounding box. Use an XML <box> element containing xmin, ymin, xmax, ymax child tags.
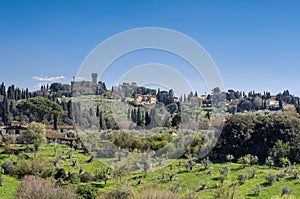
<box><xmin>96</xmin><ymin>105</ymin><xmax>100</xmax><ymax>117</ymax></box>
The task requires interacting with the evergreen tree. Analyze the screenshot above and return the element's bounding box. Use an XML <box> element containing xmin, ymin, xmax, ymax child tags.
<box><xmin>137</xmin><ymin>107</ymin><xmax>141</xmax><ymax>126</ymax></box>
<box><xmin>0</xmin><ymin>82</ymin><xmax>5</xmax><ymax>96</ymax></box>
<box><xmin>67</xmin><ymin>100</ymin><xmax>72</xmax><ymax>119</ymax></box>
<box><xmin>127</xmin><ymin>108</ymin><xmax>131</xmax><ymax>120</ymax></box>
<box><xmin>279</xmin><ymin>99</ymin><xmax>283</xmax><ymax>109</ymax></box>
<box><xmin>145</xmin><ymin>111</ymin><xmax>151</xmax><ymax>126</ymax></box>
<box><xmin>96</xmin><ymin>105</ymin><xmax>100</xmax><ymax>117</ymax></box>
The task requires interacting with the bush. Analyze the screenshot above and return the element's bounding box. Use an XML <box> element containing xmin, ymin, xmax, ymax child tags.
<box><xmin>14</xmin><ymin>158</ymin><xmax>33</xmax><ymax>178</ymax></box>
<box><xmin>286</xmin><ymin>164</ymin><xmax>299</xmax><ymax>179</ymax></box>
<box><xmin>15</xmin><ymin>175</ymin><xmax>77</xmax><ymax>199</ymax></box>
<box><xmin>238</xmin><ymin>156</ymin><xmax>250</xmax><ymax>168</ymax></box>
<box><xmin>94</xmin><ymin>167</ymin><xmax>112</xmax><ymax>185</ymax></box>
<box><xmin>106</xmin><ymin>185</ymin><xmax>132</xmax><ymax>199</ymax></box>
<box><xmin>201</xmin><ymin>157</ymin><xmax>211</xmax><ymax>170</ymax></box>
<box><xmin>265</xmin><ymin>156</ymin><xmax>274</xmax><ymax>168</ymax></box>
<box><xmin>265</xmin><ymin>173</ymin><xmax>277</xmax><ymax>185</ymax></box>
<box><xmin>226</xmin><ymin>154</ymin><xmax>234</xmax><ymax>162</ymax></box>
<box><xmin>248</xmin><ymin>168</ymin><xmax>257</xmax><ymax>179</ymax></box>
<box><xmin>252</xmin><ymin>184</ymin><xmax>262</xmax><ymax>196</ymax></box>
<box><xmin>80</xmin><ymin>172</ymin><xmax>94</xmax><ymax>183</ymax></box>
<box><xmin>215</xmin><ymin>181</ymin><xmax>239</xmax><ymax>199</ymax></box>
<box><xmin>219</xmin><ymin>165</ymin><xmax>230</xmax><ymax>179</ymax></box>
<box><xmin>31</xmin><ymin>156</ymin><xmax>55</xmax><ymax>178</ymax></box>
<box><xmin>279</xmin><ymin>157</ymin><xmax>291</xmax><ymax>168</ymax></box>
<box><xmin>68</xmin><ymin>172</ymin><xmax>80</xmax><ymax>184</ymax></box>
<box><xmin>237</xmin><ymin>173</ymin><xmax>248</xmax><ymax>184</ymax></box>
<box><xmin>1</xmin><ymin>160</ymin><xmax>14</xmax><ymax>176</ymax></box>
<box><xmin>281</xmin><ymin>186</ymin><xmax>292</xmax><ymax>196</ymax></box>
<box><xmin>169</xmin><ymin>182</ymin><xmax>182</xmax><ymax>193</ymax></box>
<box><xmin>77</xmin><ymin>184</ymin><xmax>98</xmax><ymax>199</ymax></box>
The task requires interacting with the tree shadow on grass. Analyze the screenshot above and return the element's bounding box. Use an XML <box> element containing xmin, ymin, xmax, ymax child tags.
<box><xmin>246</xmin><ymin>193</ymin><xmax>259</xmax><ymax>197</ymax></box>
<box><xmin>230</xmin><ymin>167</ymin><xmax>244</xmax><ymax>171</ymax></box>
<box><xmin>260</xmin><ymin>182</ymin><xmax>271</xmax><ymax>187</ymax></box>
<box><xmin>211</xmin><ymin>176</ymin><xmax>223</xmax><ymax>181</ymax></box>
<box><xmin>91</xmin><ymin>182</ymin><xmax>105</xmax><ymax>188</ymax></box>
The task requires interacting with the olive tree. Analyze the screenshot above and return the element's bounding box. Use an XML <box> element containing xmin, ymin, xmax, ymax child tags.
<box><xmin>25</xmin><ymin>122</ymin><xmax>46</xmax><ymax>151</ymax></box>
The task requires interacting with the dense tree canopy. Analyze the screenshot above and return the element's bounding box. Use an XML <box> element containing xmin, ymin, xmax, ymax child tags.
<box><xmin>213</xmin><ymin>109</ymin><xmax>300</xmax><ymax>163</ymax></box>
<box><xmin>17</xmin><ymin>96</ymin><xmax>63</xmax><ymax>129</ymax></box>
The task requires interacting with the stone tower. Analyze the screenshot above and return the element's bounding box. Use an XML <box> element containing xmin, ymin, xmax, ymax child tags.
<box><xmin>91</xmin><ymin>73</ymin><xmax>98</xmax><ymax>85</ymax></box>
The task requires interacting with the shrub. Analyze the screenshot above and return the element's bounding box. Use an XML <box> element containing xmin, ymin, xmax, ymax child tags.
<box><xmin>169</xmin><ymin>182</ymin><xmax>182</xmax><ymax>193</ymax></box>
<box><xmin>265</xmin><ymin>173</ymin><xmax>277</xmax><ymax>185</ymax></box>
<box><xmin>247</xmin><ymin>154</ymin><xmax>259</xmax><ymax>165</ymax></box>
<box><xmin>248</xmin><ymin>168</ymin><xmax>257</xmax><ymax>179</ymax></box>
<box><xmin>14</xmin><ymin>158</ymin><xmax>33</xmax><ymax>178</ymax></box>
<box><xmin>166</xmin><ymin>170</ymin><xmax>176</xmax><ymax>181</ymax></box>
<box><xmin>237</xmin><ymin>173</ymin><xmax>248</xmax><ymax>184</ymax></box>
<box><xmin>279</xmin><ymin>157</ymin><xmax>291</xmax><ymax>168</ymax></box>
<box><xmin>106</xmin><ymin>185</ymin><xmax>132</xmax><ymax>199</ymax></box>
<box><xmin>1</xmin><ymin>160</ymin><xmax>14</xmax><ymax>176</ymax></box>
<box><xmin>238</xmin><ymin>156</ymin><xmax>250</xmax><ymax>168</ymax></box>
<box><xmin>219</xmin><ymin>165</ymin><xmax>230</xmax><ymax>179</ymax></box>
<box><xmin>281</xmin><ymin>186</ymin><xmax>292</xmax><ymax>196</ymax></box>
<box><xmin>252</xmin><ymin>184</ymin><xmax>262</xmax><ymax>196</ymax></box>
<box><xmin>201</xmin><ymin>157</ymin><xmax>211</xmax><ymax>170</ymax></box>
<box><xmin>286</xmin><ymin>164</ymin><xmax>299</xmax><ymax>180</ymax></box>
<box><xmin>15</xmin><ymin>175</ymin><xmax>77</xmax><ymax>199</ymax></box>
<box><xmin>265</xmin><ymin>156</ymin><xmax>274</xmax><ymax>168</ymax></box>
<box><xmin>226</xmin><ymin>154</ymin><xmax>234</xmax><ymax>162</ymax></box>
<box><xmin>77</xmin><ymin>184</ymin><xmax>98</xmax><ymax>199</ymax></box>
<box><xmin>68</xmin><ymin>172</ymin><xmax>80</xmax><ymax>184</ymax></box>
<box><xmin>80</xmin><ymin>172</ymin><xmax>94</xmax><ymax>183</ymax></box>
<box><xmin>94</xmin><ymin>167</ymin><xmax>112</xmax><ymax>185</ymax></box>
<box><xmin>185</xmin><ymin>154</ymin><xmax>196</xmax><ymax>171</ymax></box>
<box><xmin>215</xmin><ymin>181</ymin><xmax>239</xmax><ymax>199</ymax></box>
<box><xmin>31</xmin><ymin>156</ymin><xmax>55</xmax><ymax>178</ymax></box>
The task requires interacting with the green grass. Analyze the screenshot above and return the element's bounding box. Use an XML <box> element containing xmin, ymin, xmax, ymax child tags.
<box><xmin>1</xmin><ymin>145</ymin><xmax>300</xmax><ymax>198</ymax></box>
<box><xmin>0</xmin><ymin>175</ymin><xmax>20</xmax><ymax>199</ymax></box>
<box><xmin>108</xmin><ymin>161</ymin><xmax>300</xmax><ymax>198</ymax></box>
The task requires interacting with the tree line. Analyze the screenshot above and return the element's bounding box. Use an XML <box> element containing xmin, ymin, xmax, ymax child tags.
<box><xmin>212</xmin><ymin>109</ymin><xmax>300</xmax><ymax>164</ymax></box>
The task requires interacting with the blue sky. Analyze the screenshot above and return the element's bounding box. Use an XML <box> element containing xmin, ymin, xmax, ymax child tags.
<box><xmin>0</xmin><ymin>0</ymin><xmax>299</xmax><ymax>95</ymax></box>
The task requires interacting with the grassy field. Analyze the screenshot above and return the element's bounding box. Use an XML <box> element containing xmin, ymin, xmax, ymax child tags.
<box><xmin>0</xmin><ymin>175</ymin><xmax>20</xmax><ymax>199</ymax></box>
<box><xmin>0</xmin><ymin>144</ymin><xmax>299</xmax><ymax>198</ymax></box>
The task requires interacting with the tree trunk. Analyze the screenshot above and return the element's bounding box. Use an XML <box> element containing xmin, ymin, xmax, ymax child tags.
<box><xmin>54</xmin><ymin>114</ymin><xmax>58</xmax><ymax>130</ymax></box>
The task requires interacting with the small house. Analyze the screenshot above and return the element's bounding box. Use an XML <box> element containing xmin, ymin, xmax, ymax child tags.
<box><xmin>45</xmin><ymin>125</ymin><xmax>75</xmax><ymax>133</ymax></box>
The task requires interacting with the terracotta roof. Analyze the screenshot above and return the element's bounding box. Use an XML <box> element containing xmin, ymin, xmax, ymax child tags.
<box><xmin>3</xmin><ymin>125</ymin><xmax>27</xmax><ymax>130</ymax></box>
<box><xmin>45</xmin><ymin>125</ymin><xmax>74</xmax><ymax>129</ymax></box>
<box><xmin>46</xmin><ymin>131</ymin><xmax>75</xmax><ymax>141</ymax></box>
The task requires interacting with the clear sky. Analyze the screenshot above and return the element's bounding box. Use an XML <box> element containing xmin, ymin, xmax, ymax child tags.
<box><xmin>0</xmin><ymin>0</ymin><xmax>299</xmax><ymax>96</ymax></box>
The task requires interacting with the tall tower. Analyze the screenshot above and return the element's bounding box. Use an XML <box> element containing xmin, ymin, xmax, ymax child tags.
<box><xmin>91</xmin><ymin>73</ymin><xmax>98</xmax><ymax>85</ymax></box>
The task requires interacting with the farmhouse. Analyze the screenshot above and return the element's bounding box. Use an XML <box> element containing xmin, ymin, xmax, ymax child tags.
<box><xmin>45</xmin><ymin>130</ymin><xmax>75</xmax><ymax>144</ymax></box>
<box><xmin>45</xmin><ymin>124</ymin><xmax>75</xmax><ymax>133</ymax></box>
<box><xmin>0</xmin><ymin>123</ymin><xmax>28</xmax><ymax>144</ymax></box>
<box><xmin>45</xmin><ymin>124</ymin><xmax>75</xmax><ymax>144</ymax></box>
<box><xmin>0</xmin><ymin>122</ymin><xmax>76</xmax><ymax>145</ymax></box>
<box><xmin>134</xmin><ymin>94</ymin><xmax>157</xmax><ymax>104</ymax></box>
